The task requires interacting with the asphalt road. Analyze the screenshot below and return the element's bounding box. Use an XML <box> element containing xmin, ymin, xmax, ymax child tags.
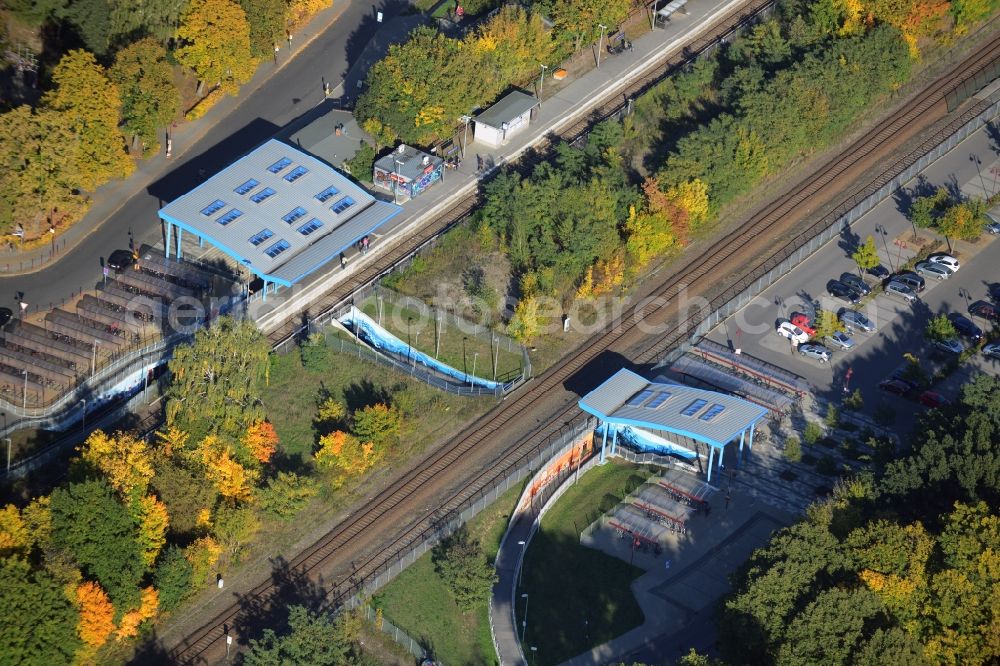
<box><xmin>706</xmin><ymin>124</ymin><xmax>1000</xmax><ymax>424</ymax></box>
<box><xmin>0</xmin><ymin>0</ymin><xmax>408</xmax><ymax>313</ymax></box>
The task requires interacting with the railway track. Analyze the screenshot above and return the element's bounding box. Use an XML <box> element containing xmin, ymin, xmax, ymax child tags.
<box><xmin>167</xmin><ymin>23</ymin><xmax>1000</xmax><ymax>666</ymax></box>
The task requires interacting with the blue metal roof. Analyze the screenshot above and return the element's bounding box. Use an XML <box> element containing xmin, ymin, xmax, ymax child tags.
<box><xmin>578</xmin><ymin>368</ymin><xmax>767</xmax><ymax>449</ymax></box>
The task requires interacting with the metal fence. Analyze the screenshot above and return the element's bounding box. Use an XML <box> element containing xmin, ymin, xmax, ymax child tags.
<box><xmin>654</xmin><ymin>94</ymin><xmax>1000</xmax><ymax>367</ymax></box>
<box><xmin>361</xmin><ymin>605</ymin><xmax>435</xmax><ymax>664</ymax></box>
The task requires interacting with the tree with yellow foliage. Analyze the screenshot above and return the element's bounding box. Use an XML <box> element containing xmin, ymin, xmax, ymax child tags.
<box><xmin>243</xmin><ymin>421</ymin><xmax>279</xmax><ymax>464</ymax></box>
<box><xmin>155</xmin><ymin>425</ymin><xmax>190</xmax><ymax>457</ymax></box>
<box><xmin>468</xmin><ymin>6</ymin><xmax>554</xmax><ymax>97</ymax></box>
<box><xmin>116</xmin><ymin>586</ymin><xmax>158</xmax><ymax>640</ymax></box>
<box><xmin>185</xmin><ymin>535</ymin><xmax>223</xmax><ymax>586</ymax></box>
<box><xmin>78</xmin><ymin>429</ymin><xmax>154</xmax><ymax>499</ymax></box>
<box><xmin>206</xmin><ymin>448</ymin><xmax>257</xmax><ymax>503</ymax></box>
<box><xmin>76</xmin><ymin>581</ymin><xmax>116</xmax><ymax>649</ymax></box>
<box><xmin>315</xmin><ymin>430</ymin><xmax>382</xmax><ymax>477</ymax></box>
<box><xmin>133</xmin><ymin>496</ymin><xmax>169</xmax><ymax>568</ymax></box>
<box><xmin>664</xmin><ymin>178</ymin><xmax>710</xmax><ymax>228</ymax></box>
<box><xmin>624</xmin><ymin>204</ymin><xmax>677</xmax><ymax>270</ymax></box>
<box><xmin>175</xmin><ymin>0</ymin><xmax>255</xmax><ymax>96</ymax></box>
<box><xmin>506</xmin><ymin>296</ymin><xmax>541</xmax><ymax>344</ymax></box>
<box><xmin>0</xmin><ymin>504</ymin><xmax>30</xmax><ymax>556</ymax></box>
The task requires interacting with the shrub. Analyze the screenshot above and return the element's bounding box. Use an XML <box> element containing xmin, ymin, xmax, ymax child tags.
<box><xmin>154</xmin><ymin>546</ymin><xmax>193</xmax><ymax>612</ymax></box>
<box><xmin>824</xmin><ymin>403</ymin><xmax>839</xmax><ymax>428</ymax></box>
<box><xmin>344</xmin><ymin>141</ymin><xmax>376</xmax><ymax>182</ymax></box>
<box><xmin>784</xmin><ymin>437</ymin><xmax>802</xmax><ymax>463</ymax></box>
<box><xmin>843</xmin><ymin>389</ymin><xmax>864</xmax><ymax>411</ymax></box>
<box><xmin>803</xmin><ymin>422</ymin><xmax>824</xmax><ymax>446</ymax></box>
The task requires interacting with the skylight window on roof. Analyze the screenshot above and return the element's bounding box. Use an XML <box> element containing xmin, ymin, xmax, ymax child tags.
<box><xmin>625</xmin><ymin>389</ymin><xmax>654</xmax><ymax>407</ymax></box>
<box><xmin>282</xmin><ymin>207</ymin><xmax>307</xmax><ymax>224</ymax></box>
<box><xmin>700</xmin><ymin>404</ymin><xmax>726</xmax><ymax>421</ymax></box>
<box><xmin>248</xmin><ymin>229</ymin><xmax>274</xmax><ymax>246</ymax></box>
<box><xmin>250</xmin><ymin>187</ymin><xmax>276</xmax><ymax>204</ymax></box>
<box><xmin>217</xmin><ymin>209</ymin><xmax>243</xmax><ymax>226</ymax></box>
<box><xmin>315</xmin><ymin>186</ymin><xmax>339</xmax><ymax>202</ymax></box>
<box><xmin>331</xmin><ymin>196</ymin><xmax>355</xmax><ymax>214</ymax></box>
<box><xmin>201</xmin><ymin>200</ymin><xmax>226</xmax><ymax>216</ymax></box>
<box><xmin>645</xmin><ymin>391</ymin><xmax>672</xmax><ymax>409</ymax></box>
<box><xmin>235</xmin><ymin>179</ymin><xmax>259</xmax><ymax>195</ymax></box>
<box><xmin>681</xmin><ymin>399</ymin><xmax>708</xmax><ymax>417</ymax></box>
<box><xmin>263</xmin><ymin>239</ymin><xmax>290</xmax><ymax>258</ymax></box>
<box><xmin>283</xmin><ymin>166</ymin><xmax>308</xmax><ymax>182</ymax></box>
<box><xmin>297</xmin><ymin>218</ymin><xmax>323</xmax><ymax>236</ymax></box>
<box><xmin>268</xmin><ymin>157</ymin><xmax>292</xmax><ymax>173</ymax></box>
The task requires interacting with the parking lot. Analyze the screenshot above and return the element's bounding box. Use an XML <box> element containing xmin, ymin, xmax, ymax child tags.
<box><xmin>704</xmin><ymin>125</ymin><xmax>1000</xmax><ymax>423</ymax></box>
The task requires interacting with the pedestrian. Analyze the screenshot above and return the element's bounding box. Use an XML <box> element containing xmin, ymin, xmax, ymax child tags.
<box><xmin>340</xmin><ymin>253</ymin><xmax>346</xmax><ymax>270</ymax></box>
<box><xmin>664</xmin><ymin>559</ymin><xmax>671</xmax><ymax>571</ymax></box>
<box><xmin>476</xmin><ymin>154</ymin><xmax>483</xmax><ymax>173</ymax></box>
<box><xmin>362</xmin><ymin>236</ymin><xmax>369</xmax><ymax>254</ymax></box>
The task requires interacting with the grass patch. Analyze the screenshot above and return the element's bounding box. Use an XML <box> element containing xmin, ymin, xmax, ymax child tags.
<box><xmin>263</xmin><ymin>344</ymin><xmax>490</xmax><ymax>463</ymax></box>
<box><xmin>519</xmin><ymin>461</ymin><xmax>650</xmax><ymax>664</ymax></box>
<box><xmin>357</xmin><ymin>295</ymin><xmax>525</xmax><ymax>383</ymax></box>
<box><xmin>373</xmin><ymin>480</ymin><xmax>526</xmax><ymax>666</ymax></box>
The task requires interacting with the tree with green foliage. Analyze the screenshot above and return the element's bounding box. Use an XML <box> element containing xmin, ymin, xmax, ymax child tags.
<box><xmin>938</xmin><ymin>199</ymin><xmax>986</xmax><ymax>247</ymax></box>
<box><xmin>111</xmin><ymin>38</ymin><xmax>179</xmax><ymax>155</ymax></box>
<box><xmin>924</xmin><ymin>314</ymin><xmax>956</xmax><ymax>343</ymax></box>
<box><xmin>175</xmin><ymin>0</ymin><xmax>255</xmax><ymax>95</ymax></box>
<box><xmin>907</xmin><ymin>187</ymin><xmax>949</xmax><ymax>230</ymax></box>
<box><xmin>784</xmin><ymin>437</ymin><xmax>802</xmax><ymax>463</ymax></box>
<box><xmin>802</xmin><ymin>421</ymin><xmax>823</xmax><ymax>446</ymax></box>
<box><xmin>43</xmin><ymin>49</ymin><xmax>134</xmax><ymax>191</ymax></box>
<box><xmin>851</xmin><ymin>235</ymin><xmax>880</xmax><ymax>274</ymax></box>
<box><xmin>257</xmin><ymin>472</ymin><xmax>319</xmax><ymax>519</ymax></box>
<box><xmin>154</xmin><ymin>545</ymin><xmax>194</xmax><ymax>611</ymax></box>
<box><xmin>0</xmin><ymin>556</ymin><xmax>80</xmax><ymax>663</ymax></box>
<box><xmin>166</xmin><ymin>316</ymin><xmax>269</xmax><ymax>443</ymax></box>
<box><xmin>548</xmin><ymin>0</ymin><xmax>631</xmax><ymax>53</ymax></box>
<box><xmin>244</xmin><ymin>605</ymin><xmax>356</xmax><ymax>666</ymax></box>
<box><xmin>240</xmin><ymin>0</ymin><xmax>286</xmax><ymax>59</ymax></box>
<box><xmin>432</xmin><ymin>526</ymin><xmax>498</xmax><ymax>611</ymax></box>
<box><xmin>50</xmin><ymin>479</ymin><xmax>146</xmax><ymax>610</ymax></box>
<box><xmin>344</xmin><ymin>141</ymin><xmax>376</xmax><ymax>183</ymax></box>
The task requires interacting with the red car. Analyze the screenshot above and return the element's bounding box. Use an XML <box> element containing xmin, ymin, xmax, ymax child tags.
<box><xmin>790</xmin><ymin>313</ymin><xmax>816</xmax><ymax>336</ymax></box>
<box><xmin>918</xmin><ymin>391</ymin><xmax>950</xmax><ymax>408</ymax></box>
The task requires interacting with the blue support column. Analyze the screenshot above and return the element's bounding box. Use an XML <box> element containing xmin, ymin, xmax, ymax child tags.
<box><xmin>718</xmin><ymin>444</ymin><xmax>725</xmax><ymax>470</ymax></box>
<box><xmin>600</xmin><ymin>423</ymin><xmax>608</xmax><ymax>464</ymax></box>
<box><xmin>165</xmin><ymin>223</ymin><xmax>172</xmax><ymax>258</ymax></box>
<box><xmin>707</xmin><ymin>446</ymin><xmax>715</xmax><ymax>483</ymax></box>
<box><xmin>611</xmin><ymin>425</ymin><xmax>619</xmax><ymax>456</ymax></box>
<box><xmin>176</xmin><ymin>227</ymin><xmax>183</xmax><ymax>259</ymax></box>
<box><xmin>262</xmin><ymin>279</ymin><xmax>268</xmax><ymax>302</ymax></box>
<box><xmin>748</xmin><ymin>423</ymin><xmax>756</xmax><ymax>451</ymax></box>
<box><xmin>199</xmin><ymin>236</ymin><xmax>204</xmax><ymax>248</ymax></box>
<box><xmin>738</xmin><ymin>430</ymin><xmax>746</xmax><ymax>466</ymax></box>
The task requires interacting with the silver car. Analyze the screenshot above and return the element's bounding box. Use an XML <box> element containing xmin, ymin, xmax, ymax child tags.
<box><xmin>932</xmin><ymin>338</ymin><xmax>963</xmax><ymax>354</ymax></box>
<box><xmin>825</xmin><ymin>330</ymin><xmax>856</xmax><ymax>351</ymax></box>
<box><xmin>799</xmin><ymin>343</ymin><xmax>832</xmax><ymax>363</ymax></box>
<box><xmin>885</xmin><ymin>280</ymin><xmax>917</xmax><ymax>303</ymax></box>
<box><xmin>983</xmin><ymin>343</ymin><xmax>1000</xmax><ymax>359</ymax></box>
<box><xmin>839</xmin><ymin>309</ymin><xmax>875</xmax><ymax>332</ymax></box>
<box><xmin>915</xmin><ymin>261</ymin><xmax>951</xmax><ymax>280</ymax></box>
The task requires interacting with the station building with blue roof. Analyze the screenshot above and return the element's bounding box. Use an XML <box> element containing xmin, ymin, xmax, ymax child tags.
<box><xmin>158</xmin><ymin>139</ymin><xmax>402</xmax><ymax>298</ymax></box>
<box><xmin>579</xmin><ymin>368</ymin><xmax>768</xmax><ymax>483</ymax></box>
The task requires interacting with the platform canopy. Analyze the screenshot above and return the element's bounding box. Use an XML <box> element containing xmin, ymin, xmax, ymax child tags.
<box><xmin>578</xmin><ymin>368</ymin><xmax>768</xmax><ymax>482</ymax></box>
<box><xmin>158</xmin><ymin>138</ymin><xmax>402</xmax><ymax>291</ymax></box>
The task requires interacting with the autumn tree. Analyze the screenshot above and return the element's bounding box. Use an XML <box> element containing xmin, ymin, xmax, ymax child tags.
<box><xmin>167</xmin><ymin>316</ymin><xmax>269</xmax><ymax>443</ymax></box>
<box><xmin>240</xmin><ymin>0</ymin><xmax>286</xmax><ymax>59</ymax></box>
<box><xmin>851</xmin><ymin>235</ymin><xmax>881</xmax><ymax>274</ymax></box>
<box><xmin>314</xmin><ymin>396</ymin><xmax>347</xmax><ymax>434</ymax></box>
<box><xmin>111</xmin><ymin>38</ymin><xmax>180</xmax><ymax>155</ymax></box>
<box><xmin>0</xmin><ymin>504</ymin><xmax>30</xmax><ymax>556</ymax></box>
<box><xmin>198</xmin><ymin>435</ymin><xmax>258</xmax><ymax>503</ymax></box>
<box><xmin>184</xmin><ymin>535</ymin><xmax>223</xmax><ymax>587</ymax></box>
<box><xmin>315</xmin><ymin>430</ymin><xmax>381</xmax><ymax>477</ymax></box>
<box><xmin>507</xmin><ymin>296</ymin><xmax>541</xmax><ymax>343</ymax></box>
<box><xmin>212</xmin><ymin>505</ymin><xmax>260</xmax><ymax>559</ymax></box>
<box><xmin>243</xmin><ymin>420</ymin><xmax>279</xmax><ymax>464</ymax></box>
<box><xmin>78</xmin><ymin>429</ymin><xmax>155</xmax><ymax>499</ymax></box>
<box><xmin>624</xmin><ymin>204</ymin><xmax>677</xmax><ymax>269</ymax></box>
<box><xmin>133</xmin><ymin>495</ymin><xmax>169</xmax><ymax>567</ymax></box>
<box><xmin>155</xmin><ymin>424</ymin><xmax>191</xmax><ymax>457</ymax></box>
<box><xmin>76</xmin><ymin>580</ymin><xmax>116</xmax><ymax>650</ymax></box>
<box><xmin>938</xmin><ymin>200</ymin><xmax>986</xmax><ymax>247</ymax></box>
<box><xmin>42</xmin><ymin>50</ymin><xmax>134</xmax><ymax>190</ymax></box>
<box><xmin>175</xmin><ymin>0</ymin><xmax>255</xmax><ymax>95</ymax></box>
<box><xmin>0</xmin><ymin>557</ymin><xmax>80</xmax><ymax>663</ymax></box>
<box><xmin>549</xmin><ymin>0</ymin><xmax>631</xmax><ymax>53</ymax></box>
<box><xmin>812</xmin><ymin>310</ymin><xmax>844</xmax><ymax>340</ymax></box>
<box><xmin>468</xmin><ymin>5</ymin><xmax>555</xmax><ymax>96</ymax></box>
<box><xmin>664</xmin><ymin>178</ymin><xmax>710</xmax><ymax>228</ymax></box>
<box><xmin>116</xmin><ymin>586</ymin><xmax>159</xmax><ymax>640</ymax></box>
<box><xmin>352</xmin><ymin>403</ymin><xmax>403</xmax><ymax>448</ymax></box>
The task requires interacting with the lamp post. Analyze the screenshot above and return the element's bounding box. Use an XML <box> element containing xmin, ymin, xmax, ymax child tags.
<box><xmin>394</xmin><ymin>159</ymin><xmax>405</xmax><ymax>205</ymax></box>
<box><xmin>462</xmin><ymin>337</ymin><xmax>468</xmax><ymax>380</ymax></box>
<box><xmin>492</xmin><ymin>334</ymin><xmax>499</xmax><ymax>381</ymax></box>
<box><xmin>4</xmin><ymin>437</ymin><xmax>11</xmax><ymax>473</ymax></box>
<box><xmin>875</xmin><ymin>224</ymin><xmax>894</xmax><ymax>272</ymax></box>
<box><xmin>517</xmin><ymin>539</ymin><xmax>527</xmax><ymax>587</ymax></box>
<box><xmin>529</xmin><ymin>646</ymin><xmax>538</xmax><ymax>665</ymax></box>
<box><xmin>596</xmin><ymin>24</ymin><xmax>608</xmax><ymax>68</ymax></box>
<box><xmin>21</xmin><ymin>369</ymin><xmax>28</xmax><ymax>413</ymax></box>
<box><xmin>538</xmin><ymin>64</ymin><xmax>548</xmax><ymax>101</ymax></box>
<box><xmin>459</xmin><ymin>115</ymin><xmax>472</xmax><ymax>158</ymax></box>
<box><xmin>407</xmin><ymin>317</ymin><xmax>413</xmax><ymax>364</ymax></box>
<box><xmin>377</xmin><ymin>295</ymin><xmax>384</xmax><ymax>326</ymax></box>
<box><xmin>471</xmin><ymin>352</ymin><xmax>478</xmax><ymax>384</ymax></box>
<box><xmin>81</xmin><ymin>399</ymin><xmax>87</xmax><ymax>434</ymax></box>
<box><xmin>91</xmin><ymin>339</ymin><xmax>100</xmax><ymax>376</ymax></box>
<box><xmin>970</xmin><ymin>154</ymin><xmax>988</xmax><ymax>195</ymax></box>
<box><xmin>521</xmin><ymin>593</ymin><xmax>529</xmax><ymax>644</ymax></box>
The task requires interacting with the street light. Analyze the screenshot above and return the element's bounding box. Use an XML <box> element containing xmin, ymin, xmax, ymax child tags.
<box><xmin>394</xmin><ymin>159</ymin><xmax>405</xmax><ymax>205</ymax></box>
<box><xmin>875</xmin><ymin>224</ymin><xmax>894</xmax><ymax>272</ymax></box>
<box><xmin>81</xmin><ymin>399</ymin><xmax>87</xmax><ymax>433</ymax></box>
<box><xmin>529</xmin><ymin>646</ymin><xmax>538</xmax><ymax>666</ymax></box>
<box><xmin>521</xmin><ymin>593</ymin><xmax>529</xmax><ymax>644</ymax></box>
<box><xmin>538</xmin><ymin>64</ymin><xmax>548</xmax><ymax>101</ymax></box>
<box><xmin>462</xmin><ymin>336</ymin><xmax>468</xmax><ymax>379</ymax></box>
<box><xmin>471</xmin><ymin>352</ymin><xmax>478</xmax><ymax>384</ymax></box>
<box><xmin>517</xmin><ymin>539</ymin><xmax>527</xmax><ymax>587</ymax></box>
<box><xmin>459</xmin><ymin>115</ymin><xmax>472</xmax><ymax>158</ymax></box>
<box><xmin>4</xmin><ymin>437</ymin><xmax>11</xmax><ymax>473</ymax></box>
<box><xmin>21</xmin><ymin>369</ymin><xmax>28</xmax><ymax>413</ymax></box>
<box><xmin>91</xmin><ymin>339</ymin><xmax>100</xmax><ymax>376</ymax></box>
<box><xmin>596</xmin><ymin>24</ymin><xmax>608</xmax><ymax>69</ymax></box>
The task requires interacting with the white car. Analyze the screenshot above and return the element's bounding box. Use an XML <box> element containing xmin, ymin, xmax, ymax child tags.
<box><xmin>929</xmin><ymin>254</ymin><xmax>960</xmax><ymax>272</ymax></box>
<box><xmin>776</xmin><ymin>320</ymin><xmax>809</xmax><ymax>344</ymax></box>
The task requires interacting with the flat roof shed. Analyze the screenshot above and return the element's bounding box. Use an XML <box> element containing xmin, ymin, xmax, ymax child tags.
<box><xmin>578</xmin><ymin>368</ymin><xmax>768</xmax><ymax>483</ymax></box>
<box><xmin>474</xmin><ymin>90</ymin><xmax>539</xmax><ymax>148</ymax></box>
<box><xmin>158</xmin><ymin>139</ymin><xmax>402</xmax><ymax>295</ymax></box>
<box><xmin>373</xmin><ymin>145</ymin><xmax>445</xmax><ymax>201</ymax></box>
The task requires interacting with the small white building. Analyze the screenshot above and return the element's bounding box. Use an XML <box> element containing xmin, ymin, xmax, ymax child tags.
<box><xmin>473</xmin><ymin>90</ymin><xmax>540</xmax><ymax>148</ymax></box>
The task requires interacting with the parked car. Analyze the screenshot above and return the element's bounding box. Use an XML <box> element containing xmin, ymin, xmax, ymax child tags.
<box><xmin>0</xmin><ymin>307</ymin><xmax>11</xmax><ymax>328</ymax></box>
<box><xmin>791</xmin><ymin>313</ymin><xmax>816</xmax><ymax>336</ymax></box>
<box><xmin>969</xmin><ymin>300</ymin><xmax>1000</xmax><ymax>321</ymax></box>
<box><xmin>932</xmin><ymin>338</ymin><xmax>963</xmax><ymax>354</ymax></box>
<box><xmin>839</xmin><ymin>272</ymin><xmax>871</xmax><ymax>295</ymax></box>
<box><xmin>839</xmin><ymin>309</ymin><xmax>876</xmax><ymax>333</ymax></box>
<box><xmin>866</xmin><ymin>264</ymin><xmax>890</xmax><ymax>279</ymax></box>
<box><xmin>825</xmin><ymin>330</ymin><xmax>855</xmax><ymax>351</ymax></box>
<box><xmin>947</xmin><ymin>313</ymin><xmax>982</xmax><ymax>341</ymax></box>
<box><xmin>894</xmin><ymin>272</ymin><xmax>925</xmax><ymax>293</ymax></box>
<box><xmin>106</xmin><ymin>249</ymin><xmax>134</xmax><ymax>272</ymax></box>
<box><xmin>928</xmin><ymin>254</ymin><xmax>960</xmax><ymax>272</ymax></box>
<box><xmin>984</xmin><ymin>220</ymin><xmax>1000</xmax><ymax>235</ymax></box>
<box><xmin>879</xmin><ymin>379</ymin><xmax>912</xmax><ymax>395</ymax></box>
<box><xmin>827</xmin><ymin>279</ymin><xmax>861</xmax><ymax>304</ymax></box>
<box><xmin>884</xmin><ymin>280</ymin><xmax>918</xmax><ymax>303</ymax></box>
<box><xmin>798</xmin><ymin>343</ymin><xmax>832</xmax><ymax>363</ymax></box>
<box><xmin>918</xmin><ymin>391</ymin><xmax>950</xmax><ymax>408</ymax></box>
<box><xmin>914</xmin><ymin>261</ymin><xmax>951</xmax><ymax>280</ymax></box>
<box><xmin>983</xmin><ymin>343</ymin><xmax>1000</xmax><ymax>359</ymax></box>
<box><xmin>776</xmin><ymin>320</ymin><xmax>810</xmax><ymax>344</ymax></box>
<box><xmin>989</xmin><ymin>284</ymin><xmax>1000</xmax><ymax>303</ymax></box>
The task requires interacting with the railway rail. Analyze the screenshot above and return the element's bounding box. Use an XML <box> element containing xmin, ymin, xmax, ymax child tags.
<box><xmin>165</xmin><ymin>20</ymin><xmax>1000</xmax><ymax>666</ymax></box>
